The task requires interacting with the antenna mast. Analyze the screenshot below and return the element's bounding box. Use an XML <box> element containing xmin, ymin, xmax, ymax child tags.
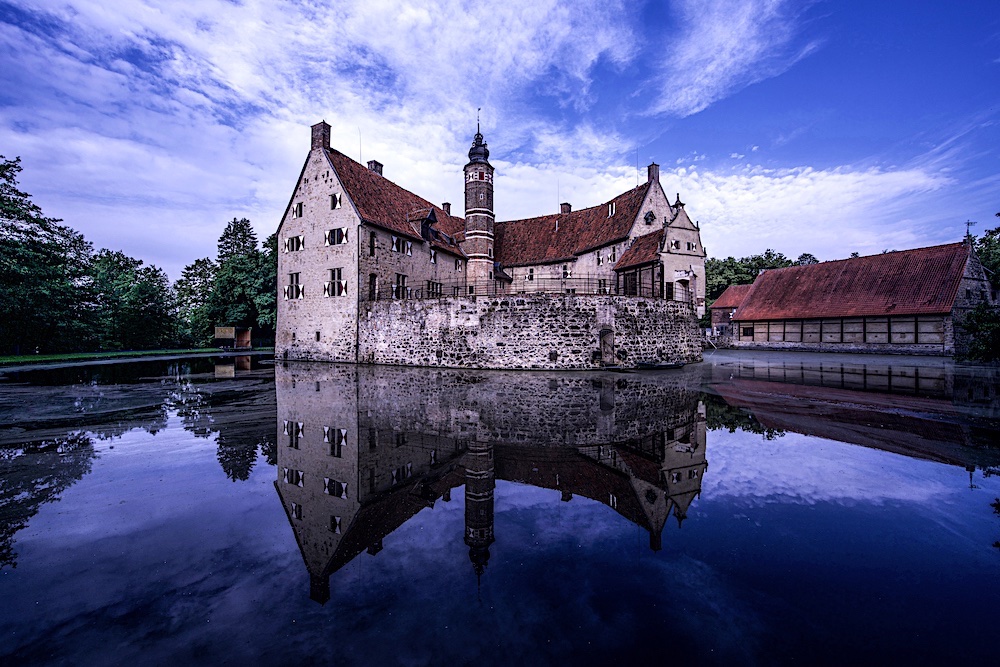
<box><xmin>965</xmin><ymin>219</ymin><xmax>977</xmax><ymax>242</ymax></box>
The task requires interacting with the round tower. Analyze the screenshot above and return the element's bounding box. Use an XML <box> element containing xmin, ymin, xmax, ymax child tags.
<box><xmin>464</xmin><ymin>440</ymin><xmax>495</xmax><ymax>583</ymax></box>
<box><xmin>464</xmin><ymin>126</ymin><xmax>495</xmax><ymax>293</ymax></box>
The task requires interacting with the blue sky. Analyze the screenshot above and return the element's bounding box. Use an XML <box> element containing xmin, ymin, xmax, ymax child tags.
<box><xmin>1</xmin><ymin>0</ymin><xmax>998</xmax><ymax>280</ymax></box>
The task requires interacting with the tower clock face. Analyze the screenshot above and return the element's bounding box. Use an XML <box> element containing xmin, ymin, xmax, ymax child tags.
<box><xmin>466</xmin><ymin>171</ymin><xmax>493</xmax><ymax>184</ymax></box>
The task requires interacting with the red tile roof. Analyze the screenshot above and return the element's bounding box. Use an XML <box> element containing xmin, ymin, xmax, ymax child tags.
<box><xmin>710</xmin><ymin>284</ymin><xmax>752</xmax><ymax>310</ymax></box>
<box><xmin>494</xmin><ymin>183</ymin><xmax>651</xmax><ymax>267</ymax></box>
<box><xmin>614</xmin><ymin>229</ymin><xmax>664</xmax><ymax>271</ymax></box>
<box><xmin>325</xmin><ymin>148</ymin><xmax>466</xmax><ymax>256</ymax></box>
<box><xmin>733</xmin><ymin>243</ymin><xmax>970</xmax><ymax>321</ymax></box>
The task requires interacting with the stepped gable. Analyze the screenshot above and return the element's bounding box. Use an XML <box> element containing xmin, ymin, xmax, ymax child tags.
<box><xmin>711</xmin><ymin>284</ymin><xmax>752</xmax><ymax>309</ymax></box>
<box><xmin>734</xmin><ymin>243</ymin><xmax>970</xmax><ymax>321</ymax></box>
<box><xmin>494</xmin><ymin>182</ymin><xmax>652</xmax><ymax>267</ymax></box>
<box><xmin>614</xmin><ymin>229</ymin><xmax>665</xmax><ymax>271</ymax></box>
<box><xmin>325</xmin><ymin>148</ymin><xmax>466</xmax><ymax>255</ymax></box>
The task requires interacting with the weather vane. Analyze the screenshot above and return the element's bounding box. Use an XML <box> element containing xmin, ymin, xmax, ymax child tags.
<box><xmin>477</xmin><ymin>107</ymin><xmax>481</xmax><ymax>133</ymax></box>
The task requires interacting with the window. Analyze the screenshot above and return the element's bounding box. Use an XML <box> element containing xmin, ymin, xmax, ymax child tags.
<box><xmin>527</xmin><ymin>268</ymin><xmax>534</xmax><ymax>281</ymax></box>
<box><xmin>469</xmin><ymin>286</ymin><xmax>475</xmax><ymax>294</ymax></box>
<box><xmin>325</xmin><ymin>227</ymin><xmax>348</xmax><ymax>245</ymax></box>
<box><xmin>390</xmin><ymin>463</ymin><xmax>413</xmax><ymax>484</ymax></box>
<box><xmin>394</xmin><ymin>432</ymin><xmax>407</xmax><ymax>447</ymax></box>
<box><xmin>392</xmin><ymin>273</ymin><xmax>408</xmax><ymax>299</ymax></box>
<box><xmin>488</xmin><ymin>245</ymin><xmax>493</xmax><ymax>258</ymax></box>
<box><xmin>609</xmin><ymin>493</ymin><xmax>618</xmax><ymax>509</ymax></box>
<box><xmin>688</xmin><ymin>469</ymin><xmax>699</xmax><ymax>479</ymax></box>
<box><xmin>330</xmin><ymin>193</ymin><xmax>342</xmax><ymax>209</ymax></box>
<box><xmin>330</xmin><ymin>516</ymin><xmax>342</xmax><ymax>534</ymax></box>
<box><xmin>390</xmin><ymin>236</ymin><xmax>412</xmax><ymax>255</ymax></box>
<box><xmin>742</xmin><ymin>326</ymin><xmax>754</xmax><ymax>337</ymax></box>
<box><xmin>562</xmin><ymin>264</ymin><xmax>571</xmax><ymax>279</ymax></box>
<box><xmin>315</xmin><ymin>331</ymin><xmax>320</xmax><ymax>341</ymax></box>
<box><xmin>671</xmin><ymin>472</ymin><xmax>682</xmax><ymax>483</ymax></box>
<box><xmin>324</xmin><ymin>427</ymin><xmax>346</xmax><ymax>457</ymax></box>
<box><xmin>284</xmin><ymin>272</ymin><xmax>303</xmax><ymax>299</ymax></box>
<box><xmin>687</xmin><ymin>241</ymin><xmax>696</xmax><ymax>251</ymax></box>
<box><xmin>610</xmin><ymin>247</ymin><xmax>616</xmax><ymax>262</ymax></box>
<box><xmin>369</xmin><ymin>231</ymin><xmax>376</xmax><ymax>256</ymax></box>
<box><xmin>292</xmin><ymin>202</ymin><xmax>303</xmax><ymax>218</ymax></box>
<box><xmin>430</xmin><ymin>248</ymin><xmax>437</xmax><ymax>264</ymax></box>
<box><xmin>598</xmin><ymin>278</ymin><xmax>608</xmax><ymax>294</ymax></box>
<box><xmin>290</xmin><ymin>502</ymin><xmax>303</xmax><ymax>520</ymax></box>
<box><xmin>426</xmin><ymin>280</ymin><xmax>443</xmax><ymax>297</ymax></box>
<box><xmin>324</xmin><ymin>478</ymin><xmax>348</xmax><ymax>499</ymax></box>
<box><xmin>455</xmin><ymin>259</ymin><xmax>463</xmax><ymax>271</ymax></box>
<box><xmin>324</xmin><ymin>268</ymin><xmax>346</xmax><ymax>297</ymax></box>
<box><xmin>283</xmin><ymin>235</ymin><xmax>304</xmax><ymax>252</ymax></box>
<box><xmin>644</xmin><ymin>211</ymin><xmax>655</xmax><ymax>225</ymax></box>
<box><xmin>608</xmin><ymin>202</ymin><xmax>616</xmax><ymax>217</ymax></box>
<box><xmin>283</xmin><ymin>420</ymin><xmax>303</xmax><ymax>448</ymax></box>
<box><xmin>597</xmin><ymin>253</ymin><xmax>603</xmax><ymax>266</ymax></box>
<box><xmin>670</xmin><ymin>239</ymin><xmax>680</xmax><ymax>250</ymax></box>
<box><xmin>282</xmin><ymin>467</ymin><xmax>304</xmax><ymax>487</ymax></box>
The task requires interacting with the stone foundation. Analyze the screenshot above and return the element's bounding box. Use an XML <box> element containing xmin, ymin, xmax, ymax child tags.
<box><xmin>355</xmin><ymin>294</ymin><xmax>702</xmax><ymax>370</ymax></box>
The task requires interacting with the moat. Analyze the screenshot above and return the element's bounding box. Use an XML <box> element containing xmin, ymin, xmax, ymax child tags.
<box><xmin>1</xmin><ymin>351</ymin><xmax>999</xmax><ymax>665</ymax></box>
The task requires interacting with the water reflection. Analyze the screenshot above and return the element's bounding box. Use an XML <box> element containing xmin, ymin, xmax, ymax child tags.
<box><xmin>0</xmin><ymin>354</ymin><xmax>275</xmax><ymax>568</ymax></box>
<box><xmin>274</xmin><ymin>363</ymin><xmax>708</xmax><ymax>602</ymax></box>
<box><xmin>704</xmin><ymin>353</ymin><xmax>1000</xmax><ymax>470</ymax></box>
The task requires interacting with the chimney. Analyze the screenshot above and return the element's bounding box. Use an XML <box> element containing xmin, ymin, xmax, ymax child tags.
<box><xmin>442</xmin><ymin>202</ymin><xmax>451</xmax><ymax>215</ymax></box>
<box><xmin>311</xmin><ymin>121</ymin><xmax>331</xmax><ymax>150</ymax></box>
<box><xmin>560</xmin><ymin>202</ymin><xmax>572</xmax><ymax>214</ymax></box>
<box><xmin>367</xmin><ymin>160</ymin><xmax>383</xmax><ymax>176</ymax></box>
<box><xmin>647</xmin><ymin>162</ymin><xmax>660</xmax><ymax>184</ymax></box>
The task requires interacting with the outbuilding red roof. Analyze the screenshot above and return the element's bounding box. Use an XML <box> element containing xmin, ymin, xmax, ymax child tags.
<box><xmin>710</xmin><ymin>284</ymin><xmax>753</xmax><ymax>310</ymax></box>
<box><xmin>733</xmin><ymin>243</ymin><xmax>970</xmax><ymax>321</ymax></box>
<box><xmin>614</xmin><ymin>229</ymin><xmax>664</xmax><ymax>271</ymax></box>
<box><xmin>493</xmin><ymin>183</ymin><xmax>651</xmax><ymax>267</ymax></box>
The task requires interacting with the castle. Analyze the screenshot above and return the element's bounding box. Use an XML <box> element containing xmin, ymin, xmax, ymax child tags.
<box><xmin>276</xmin><ymin>121</ymin><xmax>706</xmax><ymax>369</ymax></box>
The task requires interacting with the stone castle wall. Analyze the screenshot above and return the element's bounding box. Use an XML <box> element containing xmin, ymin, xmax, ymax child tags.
<box><xmin>357</xmin><ymin>293</ymin><xmax>703</xmax><ymax>370</ymax></box>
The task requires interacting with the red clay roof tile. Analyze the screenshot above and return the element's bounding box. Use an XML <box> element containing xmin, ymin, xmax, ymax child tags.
<box><xmin>710</xmin><ymin>283</ymin><xmax>753</xmax><ymax>310</ymax></box>
<box><xmin>733</xmin><ymin>243</ymin><xmax>970</xmax><ymax>321</ymax></box>
<box><xmin>614</xmin><ymin>229</ymin><xmax>664</xmax><ymax>271</ymax></box>
<box><xmin>494</xmin><ymin>183</ymin><xmax>652</xmax><ymax>267</ymax></box>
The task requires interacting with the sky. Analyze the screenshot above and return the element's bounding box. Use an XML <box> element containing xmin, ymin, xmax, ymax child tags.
<box><xmin>1</xmin><ymin>0</ymin><xmax>998</xmax><ymax>281</ymax></box>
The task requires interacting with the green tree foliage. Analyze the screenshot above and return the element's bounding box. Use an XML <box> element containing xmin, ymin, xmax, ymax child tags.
<box><xmin>217</xmin><ymin>217</ymin><xmax>259</xmax><ymax>263</ymax></box>
<box><xmin>796</xmin><ymin>253</ymin><xmax>819</xmax><ymax>265</ymax></box>
<box><xmin>0</xmin><ymin>156</ymin><xmax>95</xmax><ymax>354</ymax></box>
<box><xmin>971</xmin><ymin>225</ymin><xmax>1000</xmax><ymax>286</ymax></box>
<box><xmin>90</xmin><ymin>250</ymin><xmax>175</xmax><ymax>350</ymax></box>
<box><xmin>705</xmin><ymin>249</ymin><xmax>794</xmax><ymax>304</ymax></box>
<box><xmin>958</xmin><ymin>301</ymin><xmax>1000</xmax><ymax>362</ymax></box>
<box><xmin>202</xmin><ymin>224</ymin><xmax>276</xmax><ymax>342</ymax></box>
<box><xmin>174</xmin><ymin>257</ymin><xmax>217</xmax><ymax>347</ymax></box>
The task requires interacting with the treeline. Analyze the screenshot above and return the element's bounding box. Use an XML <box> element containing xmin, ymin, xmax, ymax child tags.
<box><xmin>0</xmin><ymin>155</ymin><xmax>275</xmax><ymax>356</ymax></box>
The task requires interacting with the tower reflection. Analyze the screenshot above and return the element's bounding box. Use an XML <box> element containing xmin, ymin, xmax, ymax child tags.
<box><xmin>274</xmin><ymin>363</ymin><xmax>708</xmax><ymax>603</ymax></box>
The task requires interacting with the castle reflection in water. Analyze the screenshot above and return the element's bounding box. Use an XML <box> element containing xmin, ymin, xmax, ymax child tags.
<box><xmin>274</xmin><ymin>363</ymin><xmax>707</xmax><ymax>603</ymax></box>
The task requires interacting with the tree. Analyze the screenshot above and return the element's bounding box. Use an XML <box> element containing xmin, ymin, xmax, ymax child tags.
<box><xmin>0</xmin><ymin>155</ymin><xmax>95</xmax><ymax>354</ymax></box>
<box><xmin>957</xmin><ymin>301</ymin><xmax>1000</xmax><ymax>362</ymax></box>
<box><xmin>174</xmin><ymin>258</ymin><xmax>217</xmax><ymax>346</ymax></box>
<box><xmin>202</xmin><ymin>225</ymin><xmax>276</xmax><ymax>343</ymax></box>
<box><xmin>971</xmin><ymin>226</ymin><xmax>1000</xmax><ymax>287</ymax></box>
<box><xmin>217</xmin><ymin>217</ymin><xmax>258</xmax><ymax>263</ymax></box>
<box><xmin>705</xmin><ymin>249</ymin><xmax>794</xmax><ymax>303</ymax></box>
<box><xmin>796</xmin><ymin>253</ymin><xmax>819</xmax><ymax>265</ymax></box>
<box><xmin>90</xmin><ymin>250</ymin><xmax>175</xmax><ymax>350</ymax></box>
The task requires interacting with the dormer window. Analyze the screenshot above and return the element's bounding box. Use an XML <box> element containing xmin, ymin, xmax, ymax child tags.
<box><xmin>644</xmin><ymin>211</ymin><xmax>655</xmax><ymax>225</ymax></box>
<box><xmin>330</xmin><ymin>193</ymin><xmax>342</xmax><ymax>210</ymax></box>
<box><xmin>608</xmin><ymin>202</ymin><xmax>616</xmax><ymax>217</ymax></box>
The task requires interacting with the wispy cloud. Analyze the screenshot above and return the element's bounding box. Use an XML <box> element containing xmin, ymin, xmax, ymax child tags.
<box><xmin>650</xmin><ymin>0</ymin><xmax>819</xmax><ymax>117</ymax></box>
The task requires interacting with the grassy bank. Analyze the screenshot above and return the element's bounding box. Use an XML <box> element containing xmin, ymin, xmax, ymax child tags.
<box><xmin>0</xmin><ymin>348</ymin><xmax>274</xmax><ymax>367</ymax></box>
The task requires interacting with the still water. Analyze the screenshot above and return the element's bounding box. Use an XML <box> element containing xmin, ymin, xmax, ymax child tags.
<box><xmin>1</xmin><ymin>351</ymin><xmax>998</xmax><ymax>665</ymax></box>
